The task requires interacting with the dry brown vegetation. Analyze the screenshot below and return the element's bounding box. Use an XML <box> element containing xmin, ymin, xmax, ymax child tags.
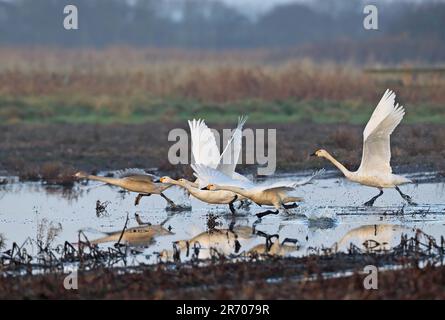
<box><xmin>1</xmin><ymin>47</ymin><xmax>444</xmax><ymax>104</ymax></box>
<box><xmin>1</xmin><ymin>257</ymin><xmax>444</xmax><ymax>299</ymax></box>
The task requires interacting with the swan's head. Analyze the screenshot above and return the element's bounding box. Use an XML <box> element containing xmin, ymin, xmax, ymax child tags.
<box><xmin>310</xmin><ymin>149</ymin><xmax>328</xmax><ymax>158</ymax></box>
<box><xmin>159</xmin><ymin>176</ymin><xmax>174</xmax><ymax>184</ymax></box>
<box><xmin>205</xmin><ymin>183</ymin><xmax>219</xmax><ymax>191</ymax></box>
<box><xmin>177</xmin><ymin>178</ymin><xmax>189</xmax><ymax>184</ymax></box>
<box><xmin>74</xmin><ymin>171</ymin><xmax>88</xmax><ymax>179</ymax></box>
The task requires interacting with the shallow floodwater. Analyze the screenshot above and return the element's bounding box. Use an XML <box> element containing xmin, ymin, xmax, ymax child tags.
<box><xmin>0</xmin><ymin>170</ymin><xmax>444</xmax><ymax>266</ymax></box>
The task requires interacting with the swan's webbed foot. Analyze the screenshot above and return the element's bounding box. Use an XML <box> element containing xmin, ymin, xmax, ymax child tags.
<box><xmin>283</xmin><ymin>202</ymin><xmax>299</xmax><ymax>209</ymax></box>
<box><xmin>160</xmin><ymin>193</ymin><xmax>176</xmax><ymax>208</ymax></box>
<box><xmin>363</xmin><ymin>189</ymin><xmax>383</xmax><ymax>207</ymax></box>
<box><xmin>256</xmin><ymin>209</ymin><xmax>279</xmax><ymax>219</ymax></box>
<box><xmin>135</xmin><ymin>193</ymin><xmax>151</xmax><ymax>206</ymax></box>
<box><xmin>228</xmin><ymin>195</ymin><xmax>238</xmax><ymax>215</ymax></box>
<box><xmin>395</xmin><ymin>186</ymin><xmax>417</xmax><ymax>206</ymax></box>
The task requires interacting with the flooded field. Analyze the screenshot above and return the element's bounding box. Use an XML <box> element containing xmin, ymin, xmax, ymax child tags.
<box><xmin>1</xmin><ymin>170</ymin><xmax>444</xmax><ymax>271</ymax></box>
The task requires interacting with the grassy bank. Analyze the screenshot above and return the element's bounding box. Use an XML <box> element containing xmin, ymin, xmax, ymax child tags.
<box><xmin>1</xmin><ymin>95</ymin><xmax>444</xmax><ymax>124</ymax></box>
<box><xmin>1</xmin><ymin>47</ymin><xmax>444</xmax><ymax>125</ymax></box>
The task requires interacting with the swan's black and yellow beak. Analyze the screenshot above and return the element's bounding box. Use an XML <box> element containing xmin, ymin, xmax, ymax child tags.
<box><xmin>154</xmin><ymin>179</ymin><xmax>161</xmax><ymax>183</ymax></box>
<box><xmin>200</xmin><ymin>186</ymin><xmax>209</xmax><ymax>190</ymax></box>
<box><xmin>310</xmin><ymin>152</ymin><xmax>317</xmax><ymax>157</ymax></box>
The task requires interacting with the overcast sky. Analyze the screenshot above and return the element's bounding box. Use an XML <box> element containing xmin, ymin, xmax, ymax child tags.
<box><xmin>218</xmin><ymin>0</ymin><xmax>443</xmax><ymax>18</ymax></box>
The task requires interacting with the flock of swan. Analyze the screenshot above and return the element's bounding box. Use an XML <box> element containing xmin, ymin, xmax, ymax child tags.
<box><xmin>75</xmin><ymin>89</ymin><xmax>416</xmax><ymax>217</ymax></box>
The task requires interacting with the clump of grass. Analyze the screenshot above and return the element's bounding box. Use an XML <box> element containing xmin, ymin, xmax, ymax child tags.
<box><xmin>36</xmin><ymin>218</ymin><xmax>63</xmax><ymax>249</ymax></box>
<box><xmin>0</xmin><ymin>234</ymin><xmax>5</xmax><ymax>250</ymax></box>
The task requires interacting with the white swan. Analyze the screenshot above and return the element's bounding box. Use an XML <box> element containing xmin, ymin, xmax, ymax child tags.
<box><xmin>311</xmin><ymin>89</ymin><xmax>416</xmax><ymax>206</ymax></box>
<box><xmin>188</xmin><ymin>116</ymin><xmax>250</xmax><ymax>183</ymax></box>
<box><xmin>180</xmin><ymin>116</ymin><xmax>251</xmax><ymax>212</ymax></box>
<box><xmin>159</xmin><ymin>176</ymin><xmax>244</xmax><ymax>214</ymax></box>
<box><xmin>193</xmin><ymin>164</ymin><xmax>323</xmax><ymax>218</ymax></box>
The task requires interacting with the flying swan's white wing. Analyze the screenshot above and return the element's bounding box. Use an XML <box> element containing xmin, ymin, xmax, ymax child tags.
<box><xmin>191</xmin><ymin>164</ymin><xmax>253</xmax><ymax>190</ymax></box>
<box><xmin>217</xmin><ymin>116</ymin><xmax>248</xmax><ymax>179</ymax></box>
<box><xmin>291</xmin><ymin>169</ymin><xmax>325</xmax><ymax>187</ymax></box>
<box><xmin>252</xmin><ymin>169</ymin><xmax>325</xmax><ymax>192</ymax></box>
<box><xmin>188</xmin><ymin>119</ymin><xmax>220</xmax><ymax>169</ymax></box>
<box><xmin>358</xmin><ymin>89</ymin><xmax>405</xmax><ymax>175</ymax></box>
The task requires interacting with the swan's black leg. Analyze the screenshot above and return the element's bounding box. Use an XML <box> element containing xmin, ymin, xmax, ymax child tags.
<box><xmin>395</xmin><ymin>186</ymin><xmax>417</xmax><ymax>205</ymax></box>
<box><xmin>160</xmin><ymin>192</ymin><xmax>176</xmax><ymax>207</ymax></box>
<box><xmin>228</xmin><ymin>218</ymin><xmax>236</xmax><ymax>232</ymax></box>
<box><xmin>283</xmin><ymin>202</ymin><xmax>299</xmax><ymax>209</ymax></box>
<box><xmin>237</xmin><ymin>199</ymin><xmax>251</xmax><ymax>209</ymax></box>
<box><xmin>256</xmin><ymin>209</ymin><xmax>279</xmax><ymax>219</ymax></box>
<box><xmin>266</xmin><ymin>234</ymin><xmax>279</xmax><ymax>251</ymax></box>
<box><xmin>363</xmin><ymin>189</ymin><xmax>383</xmax><ymax>207</ymax></box>
<box><xmin>228</xmin><ymin>195</ymin><xmax>238</xmax><ymax>214</ymax></box>
<box><xmin>135</xmin><ymin>193</ymin><xmax>151</xmax><ymax>206</ymax></box>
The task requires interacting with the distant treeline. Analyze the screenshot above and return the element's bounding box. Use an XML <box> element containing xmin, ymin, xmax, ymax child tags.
<box><xmin>0</xmin><ymin>0</ymin><xmax>444</xmax><ymax>63</ymax></box>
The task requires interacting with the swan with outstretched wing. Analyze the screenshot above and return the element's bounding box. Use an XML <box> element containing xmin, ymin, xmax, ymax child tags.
<box><xmin>311</xmin><ymin>89</ymin><xmax>415</xmax><ymax>206</ymax></box>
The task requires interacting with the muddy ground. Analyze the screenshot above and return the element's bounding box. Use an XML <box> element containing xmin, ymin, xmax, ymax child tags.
<box><xmin>1</xmin><ymin>122</ymin><xmax>445</xmax><ymax>300</ymax></box>
<box><xmin>1</xmin><ymin>255</ymin><xmax>444</xmax><ymax>299</ymax></box>
<box><xmin>0</xmin><ymin>123</ymin><xmax>444</xmax><ymax>181</ymax></box>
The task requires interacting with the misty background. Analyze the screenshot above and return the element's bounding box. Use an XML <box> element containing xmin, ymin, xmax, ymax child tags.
<box><xmin>0</xmin><ymin>0</ymin><xmax>444</xmax><ymax>63</ymax></box>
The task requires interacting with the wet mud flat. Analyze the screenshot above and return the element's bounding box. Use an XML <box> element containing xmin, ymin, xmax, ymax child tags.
<box><xmin>0</xmin><ymin>122</ymin><xmax>444</xmax><ymax>180</ymax></box>
<box><xmin>0</xmin><ymin>170</ymin><xmax>444</xmax><ymax>299</ymax></box>
<box><xmin>1</xmin><ymin>235</ymin><xmax>445</xmax><ymax>300</ymax></box>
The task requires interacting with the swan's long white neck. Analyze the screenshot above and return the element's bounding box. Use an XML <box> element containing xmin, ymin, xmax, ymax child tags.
<box><xmin>322</xmin><ymin>151</ymin><xmax>353</xmax><ymax>178</ymax></box>
<box><xmin>215</xmin><ymin>185</ymin><xmax>251</xmax><ymax>198</ymax></box>
<box><xmin>87</xmin><ymin>175</ymin><xmax>125</xmax><ymax>187</ymax></box>
<box><xmin>170</xmin><ymin>179</ymin><xmax>191</xmax><ymax>190</ymax></box>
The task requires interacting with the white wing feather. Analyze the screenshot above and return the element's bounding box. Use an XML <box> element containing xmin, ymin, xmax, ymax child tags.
<box><xmin>217</xmin><ymin>115</ymin><xmax>247</xmax><ymax>177</ymax></box>
<box><xmin>252</xmin><ymin>169</ymin><xmax>324</xmax><ymax>192</ymax></box>
<box><xmin>359</xmin><ymin>89</ymin><xmax>405</xmax><ymax>174</ymax></box>
<box><xmin>192</xmin><ymin>164</ymin><xmax>253</xmax><ymax>189</ymax></box>
<box><xmin>193</xmin><ymin>164</ymin><xmax>321</xmax><ymax>193</ymax></box>
<box><xmin>188</xmin><ymin>119</ymin><xmax>220</xmax><ymax>169</ymax></box>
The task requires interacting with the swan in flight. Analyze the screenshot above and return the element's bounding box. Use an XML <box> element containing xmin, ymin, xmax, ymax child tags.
<box><xmin>311</xmin><ymin>89</ymin><xmax>416</xmax><ymax>206</ymax></box>
<box><xmin>179</xmin><ymin>116</ymin><xmax>250</xmax><ymax>212</ymax></box>
<box><xmin>188</xmin><ymin>115</ymin><xmax>250</xmax><ymax>182</ymax></box>
<box><xmin>193</xmin><ymin>164</ymin><xmax>323</xmax><ymax>218</ymax></box>
<box><xmin>74</xmin><ymin>169</ymin><xmax>176</xmax><ymax>207</ymax></box>
<box><xmin>159</xmin><ymin>176</ymin><xmax>244</xmax><ymax>214</ymax></box>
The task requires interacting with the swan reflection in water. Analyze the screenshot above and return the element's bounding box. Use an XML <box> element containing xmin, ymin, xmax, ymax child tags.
<box><xmin>88</xmin><ymin>214</ymin><xmax>174</xmax><ymax>247</ymax></box>
<box><xmin>160</xmin><ymin>225</ymin><xmax>255</xmax><ymax>261</ymax></box>
<box><xmin>336</xmin><ymin>224</ymin><xmax>415</xmax><ymax>251</ymax></box>
<box><xmin>248</xmin><ymin>232</ymin><xmax>300</xmax><ymax>257</ymax></box>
